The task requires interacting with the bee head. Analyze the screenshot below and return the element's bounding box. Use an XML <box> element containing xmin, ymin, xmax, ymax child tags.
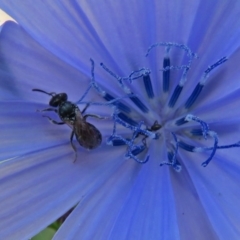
<box><xmin>49</xmin><ymin>93</ymin><xmax>68</xmax><ymax>107</ymax></box>
<box><xmin>32</xmin><ymin>89</ymin><xmax>68</xmax><ymax>107</ymax></box>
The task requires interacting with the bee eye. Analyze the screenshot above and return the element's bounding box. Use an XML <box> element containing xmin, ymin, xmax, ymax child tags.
<box><xmin>49</xmin><ymin>97</ymin><xmax>60</xmax><ymax>107</ymax></box>
<box><xmin>60</xmin><ymin>93</ymin><xmax>68</xmax><ymax>101</ymax></box>
<box><xmin>49</xmin><ymin>93</ymin><xmax>68</xmax><ymax>107</ymax></box>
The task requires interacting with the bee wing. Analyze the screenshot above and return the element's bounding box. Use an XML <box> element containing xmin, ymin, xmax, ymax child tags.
<box><xmin>74</xmin><ymin>121</ymin><xmax>102</xmax><ymax>149</ymax></box>
<box><xmin>75</xmin><ymin>107</ymin><xmax>83</xmax><ymax>119</ymax></box>
<box><xmin>74</xmin><ymin>115</ymin><xmax>102</xmax><ymax>149</ymax></box>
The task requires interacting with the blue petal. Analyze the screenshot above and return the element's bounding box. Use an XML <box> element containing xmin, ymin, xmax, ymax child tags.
<box><xmin>0</xmin><ymin>144</ymin><xmax>125</xmax><ymax>239</ymax></box>
<box><xmin>170</xmin><ymin>163</ymin><xmax>219</xmax><ymax>239</ymax></box>
<box><xmin>181</xmin><ymin>150</ymin><xmax>240</xmax><ymax>239</ymax></box>
<box><xmin>1</xmin><ymin>1</ymin><xmax>239</xmax><ymax>111</ymax></box>
<box><xmin>0</xmin><ymin>101</ymin><xmax>69</xmax><ymax>160</ymax></box>
<box><xmin>181</xmin><ymin>48</ymin><xmax>240</xmax><ymax>110</ymax></box>
<box><xmin>53</xmin><ymin>141</ymin><xmax>181</xmax><ymax>240</ymax></box>
<box><xmin>0</xmin><ymin>1</ymin><xmax>200</xmax><ymax>70</ymax></box>
<box><xmin>0</xmin><ymin>1</ymin><xmax>240</xmax><ymax>239</ymax></box>
<box><xmin>0</xmin><ymin>21</ymin><xmax>93</xmax><ymax>102</ymax></box>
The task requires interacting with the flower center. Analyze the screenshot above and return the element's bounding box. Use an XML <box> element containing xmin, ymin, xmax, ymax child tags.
<box><xmin>78</xmin><ymin>43</ymin><xmax>240</xmax><ymax>172</ymax></box>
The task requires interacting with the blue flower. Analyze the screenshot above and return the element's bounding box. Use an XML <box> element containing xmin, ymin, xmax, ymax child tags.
<box><xmin>0</xmin><ymin>1</ymin><xmax>240</xmax><ymax>239</ymax></box>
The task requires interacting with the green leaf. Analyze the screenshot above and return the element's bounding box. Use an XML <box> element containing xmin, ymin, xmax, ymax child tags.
<box><xmin>31</xmin><ymin>227</ymin><xmax>56</xmax><ymax>240</ymax></box>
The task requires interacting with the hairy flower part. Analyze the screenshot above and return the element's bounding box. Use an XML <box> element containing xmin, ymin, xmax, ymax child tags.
<box><xmin>0</xmin><ymin>1</ymin><xmax>240</xmax><ymax>240</ymax></box>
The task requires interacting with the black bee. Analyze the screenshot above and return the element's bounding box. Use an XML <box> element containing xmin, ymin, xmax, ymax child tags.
<box><xmin>32</xmin><ymin>89</ymin><xmax>103</xmax><ymax>162</ymax></box>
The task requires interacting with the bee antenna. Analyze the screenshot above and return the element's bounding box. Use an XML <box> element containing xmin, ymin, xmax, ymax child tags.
<box><xmin>32</xmin><ymin>89</ymin><xmax>56</xmax><ymax>96</ymax></box>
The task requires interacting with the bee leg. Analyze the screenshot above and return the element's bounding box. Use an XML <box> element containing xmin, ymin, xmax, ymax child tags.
<box><xmin>81</xmin><ymin>104</ymin><xmax>90</xmax><ymax>114</ymax></box>
<box><xmin>36</xmin><ymin>108</ymin><xmax>57</xmax><ymax>113</ymax></box>
<box><xmin>83</xmin><ymin>114</ymin><xmax>107</xmax><ymax>120</ymax></box>
<box><xmin>70</xmin><ymin>130</ymin><xmax>78</xmax><ymax>163</ymax></box>
<box><xmin>42</xmin><ymin>115</ymin><xmax>65</xmax><ymax>125</ymax></box>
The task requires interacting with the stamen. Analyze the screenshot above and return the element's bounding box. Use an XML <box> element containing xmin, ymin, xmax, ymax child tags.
<box><xmin>191</xmin><ymin>129</ymin><xmax>203</xmax><ymax>136</ymax></box>
<box><xmin>109</xmin><ymin>119</ymin><xmax>150</xmax><ymax>163</ymax></box>
<box><xmin>129</xmin><ymin>96</ymin><xmax>149</xmax><ymax>113</ymax></box>
<box><xmin>126</xmin><ymin>147</ymin><xmax>150</xmax><ymax>163</ymax></box>
<box><xmin>103</xmin><ymin>93</ymin><xmax>131</xmax><ymax>113</ymax></box>
<box><xmin>100</xmin><ymin>62</ymin><xmax>130</xmax><ymax>93</ymax></box>
<box><xmin>76</xmin><ymin>59</ymin><xmax>133</xmax><ymax>115</ymax></box>
<box><xmin>216</xmin><ymin>141</ymin><xmax>240</xmax><ymax>150</ymax></box>
<box><xmin>143</xmin><ymin>74</ymin><xmax>155</xmax><ymax>99</ymax></box>
<box><xmin>126</xmin><ymin>152</ymin><xmax>149</xmax><ymax>163</ymax></box>
<box><xmin>145</xmin><ymin>42</ymin><xmax>198</xmax><ymax>59</ymax></box>
<box><xmin>203</xmin><ymin>57</ymin><xmax>227</xmax><ymax>77</ymax></box>
<box><xmin>76</xmin><ymin>59</ymin><xmax>98</xmax><ymax>103</ymax></box>
<box><xmin>80</xmin><ymin>96</ymin><xmax>132</xmax><ymax>106</ymax></box>
<box><xmin>178</xmin><ymin>141</ymin><xmax>195</xmax><ymax>152</ymax></box>
<box><xmin>113</xmin><ymin>110</ymin><xmax>158</xmax><ymax>139</ymax></box>
<box><xmin>170</xmin><ymin>132</ymin><xmax>179</xmax><ymax>167</ymax></box>
<box><xmin>167</xmin><ymin>152</ymin><xmax>181</xmax><ymax>171</ymax></box>
<box><xmin>184</xmin><ymin>83</ymin><xmax>204</xmax><ymax>109</ymax></box>
<box><xmin>101</xmin><ymin>63</ymin><xmax>149</xmax><ymax>113</ymax></box>
<box><xmin>107</xmin><ymin>119</ymin><xmax>118</xmax><ymax>144</ymax></box>
<box><xmin>125</xmin><ymin>121</ymin><xmax>149</xmax><ymax>163</ymax></box>
<box><xmin>175</xmin><ymin>114</ymin><xmax>221</xmax><ymax>166</ymax></box>
<box><xmin>128</xmin><ymin>68</ymin><xmax>151</xmax><ymax>82</ymax></box>
<box><xmin>168</xmin><ymin>85</ymin><xmax>183</xmax><ymax>107</ymax></box>
<box><xmin>93</xmin><ymin>44</ymin><xmax>236</xmax><ymax>171</ymax></box>
<box><xmin>185</xmin><ymin>114</ymin><xmax>209</xmax><ymax>139</ymax></box>
<box><xmin>160</xmin><ymin>133</ymin><xmax>181</xmax><ymax>172</ymax></box>
<box><xmin>76</xmin><ymin>84</ymin><xmax>93</xmax><ymax>104</ymax></box>
<box><xmin>201</xmin><ymin>131</ymin><xmax>218</xmax><ymax>167</ymax></box>
<box><xmin>167</xmin><ymin>65</ymin><xmax>191</xmax><ymax>108</ymax></box>
<box><xmin>128</xmin><ymin>68</ymin><xmax>153</xmax><ymax>110</ymax></box>
<box><xmin>173</xmin><ymin>139</ymin><xmax>240</xmax><ymax>153</ymax></box>
<box><xmin>80</xmin><ymin>99</ymin><xmax>133</xmax><ymax>115</ymax></box>
<box><xmin>175</xmin><ymin>117</ymin><xmax>188</xmax><ymax>126</ymax></box>
<box><xmin>129</xmin><ymin>144</ymin><xmax>146</xmax><ymax>156</ymax></box>
<box><xmin>179</xmin><ymin>131</ymin><xmax>218</xmax><ymax>167</ymax></box>
<box><xmin>117</xmin><ymin>112</ymin><xmax>138</xmax><ymax>126</ymax></box>
<box><xmin>76</xmin><ymin>59</ymin><xmax>111</xmax><ymax>103</ymax></box>
<box><xmin>107</xmin><ymin>136</ymin><xmax>132</xmax><ymax>146</ymax></box>
<box><xmin>146</xmin><ymin>43</ymin><xmax>198</xmax><ymax>108</ymax></box>
<box><xmin>163</xmin><ymin>56</ymin><xmax>170</xmax><ymax>92</ymax></box>
<box><xmin>161</xmin><ymin>64</ymin><xmax>189</xmax><ymax>72</ymax></box>
<box><xmin>90</xmin><ymin>58</ymin><xmax>119</xmax><ymax>99</ymax></box>
<box><xmin>184</xmin><ymin>57</ymin><xmax>228</xmax><ymax>109</ymax></box>
<box><xmin>109</xmin><ymin>139</ymin><xmax>128</xmax><ymax>146</ymax></box>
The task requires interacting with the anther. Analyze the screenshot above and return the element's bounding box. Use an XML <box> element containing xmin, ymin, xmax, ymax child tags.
<box><xmin>163</xmin><ymin>56</ymin><xmax>170</xmax><ymax>92</ymax></box>
<box><xmin>129</xmin><ymin>95</ymin><xmax>149</xmax><ymax>113</ymax></box>
<box><xmin>117</xmin><ymin>112</ymin><xmax>138</xmax><ymax>126</ymax></box>
<box><xmin>143</xmin><ymin>74</ymin><xmax>155</xmax><ymax>98</ymax></box>
<box><xmin>184</xmin><ymin>57</ymin><xmax>228</xmax><ymax>109</ymax></box>
<box><xmin>168</xmin><ymin>85</ymin><xmax>183</xmax><ymax>108</ymax></box>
